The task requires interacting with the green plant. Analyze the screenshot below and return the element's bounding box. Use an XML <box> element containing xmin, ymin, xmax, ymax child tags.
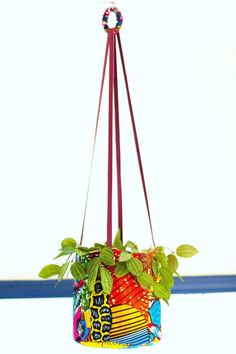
<box><xmin>39</xmin><ymin>230</ymin><xmax>198</xmax><ymax>303</ymax></box>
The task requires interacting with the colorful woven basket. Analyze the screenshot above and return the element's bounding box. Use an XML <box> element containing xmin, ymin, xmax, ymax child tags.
<box><xmin>73</xmin><ymin>250</ymin><xmax>161</xmax><ymax>348</ymax></box>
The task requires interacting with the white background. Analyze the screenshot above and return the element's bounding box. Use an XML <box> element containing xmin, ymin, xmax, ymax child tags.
<box><xmin>0</xmin><ymin>0</ymin><xmax>236</xmax><ymax>279</ymax></box>
<box><xmin>0</xmin><ymin>2</ymin><xmax>235</xmax><ymax>354</ymax></box>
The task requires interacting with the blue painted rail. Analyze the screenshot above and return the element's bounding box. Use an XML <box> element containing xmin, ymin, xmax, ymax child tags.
<box><xmin>0</xmin><ymin>276</ymin><xmax>236</xmax><ymax>299</ymax></box>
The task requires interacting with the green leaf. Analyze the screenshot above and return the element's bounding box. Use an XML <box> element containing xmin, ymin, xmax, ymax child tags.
<box><xmin>153</xmin><ymin>282</ymin><xmax>170</xmax><ymax>299</ymax></box>
<box><xmin>167</xmin><ymin>254</ymin><xmax>179</xmax><ymax>272</ymax></box>
<box><xmin>137</xmin><ymin>272</ymin><xmax>154</xmax><ymax>289</ymax></box>
<box><xmin>176</xmin><ymin>244</ymin><xmax>198</xmax><ymax>258</ymax></box>
<box><xmin>39</xmin><ymin>264</ymin><xmax>61</xmax><ymax>279</ymax></box>
<box><xmin>119</xmin><ymin>251</ymin><xmax>133</xmax><ymax>262</ymax></box>
<box><xmin>155</xmin><ymin>246</ymin><xmax>165</xmax><ymax>253</ymax></box>
<box><xmin>126</xmin><ymin>258</ymin><xmax>143</xmax><ymax>277</ymax></box>
<box><xmin>58</xmin><ymin>247</ymin><xmax>75</xmax><ymax>254</ymax></box>
<box><xmin>77</xmin><ymin>246</ymin><xmax>89</xmax><ymax>252</ymax></box>
<box><xmin>88</xmin><ymin>247</ymin><xmax>100</xmax><ymax>252</ymax></box>
<box><xmin>58</xmin><ymin>262</ymin><xmax>70</xmax><ymax>282</ymax></box>
<box><xmin>115</xmin><ymin>262</ymin><xmax>129</xmax><ymax>277</ymax></box>
<box><xmin>162</xmin><ymin>298</ymin><xmax>170</xmax><ymax>306</ymax></box>
<box><xmin>174</xmin><ymin>271</ymin><xmax>184</xmax><ymax>282</ymax></box>
<box><xmin>155</xmin><ymin>252</ymin><xmax>168</xmax><ymax>267</ymax></box>
<box><xmin>74</xmin><ymin>248</ymin><xmax>88</xmax><ymax>256</ymax></box>
<box><xmin>61</xmin><ymin>238</ymin><xmax>76</xmax><ymax>249</ymax></box>
<box><xmin>159</xmin><ymin>267</ymin><xmax>174</xmax><ymax>289</ymax></box>
<box><xmin>58</xmin><ymin>246</ymin><xmax>88</xmax><ymax>256</ymax></box>
<box><xmin>100</xmin><ymin>267</ymin><xmax>113</xmax><ymax>294</ymax></box>
<box><xmin>87</xmin><ymin>257</ymin><xmax>100</xmax><ymax>291</ymax></box>
<box><xmin>53</xmin><ymin>252</ymin><xmax>67</xmax><ymax>260</ymax></box>
<box><xmin>124</xmin><ymin>240</ymin><xmax>139</xmax><ymax>253</ymax></box>
<box><xmin>152</xmin><ymin>259</ymin><xmax>160</xmax><ymax>277</ymax></box>
<box><xmin>87</xmin><ymin>256</ymin><xmax>100</xmax><ymax>272</ymax></box>
<box><xmin>70</xmin><ymin>262</ymin><xmax>86</xmax><ymax>280</ymax></box>
<box><xmin>99</xmin><ymin>247</ymin><xmax>115</xmax><ymax>266</ymax></box>
<box><xmin>163</xmin><ymin>284</ymin><xmax>171</xmax><ymax>300</ymax></box>
<box><xmin>112</xmin><ymin>229</ymin><xmax>124</xmax><ymax>250</ymax></box>
<box><xmin>94</xmin><ymin>243</ymin><xmax>105</xmax><ymax>249</ymax></box>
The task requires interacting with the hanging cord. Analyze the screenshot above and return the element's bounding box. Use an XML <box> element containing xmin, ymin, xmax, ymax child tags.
<box><xmin>107</xmin><ymin>26</ymin><xmax>124</xmax><ymax>246</ymax></box>
<box><xmin>117</xmin><ymin>33</ymin><xmax>156</xmax><ymax>247</ymax></box>
<box><xmin>79</xmin><ymin>35</ymin><xmax>110</xmax><ymax>246</ymax></box>
<box><xmin>114</xmin><ymin>34</ymin><xmax>123</xmax><ymax>242</ymax></box>
<box><xmin>80</xmin><ymin>8</ymin><xmax>155</xmax><ymax>247</ymax></box>
<box><xmin>107</xmin><ymin>28</ymin><xmax>115</xmax><ymax>247</ymax></box>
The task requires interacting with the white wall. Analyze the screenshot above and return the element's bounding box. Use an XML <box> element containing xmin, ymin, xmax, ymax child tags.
<box><xmin>0</xmin><ymin>0</ymin><xmax>236</xmax><ymax>279</ymax></box>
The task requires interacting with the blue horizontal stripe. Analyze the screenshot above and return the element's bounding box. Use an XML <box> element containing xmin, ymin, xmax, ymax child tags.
<box><xmin>0</xmin><ymin>275</ymin><xmax>236</xmax><ymax>299</ymax></box>
<box><xmin>116</xmin><ymin>335</ymin><xmax>149</xmax><ymax>345</ymax></box>
<box><xmin>114</xmin><ymin>328</ymin><xmax>148</xmax><ymax>344</ymax></box>
<box><xmin>124</xmin><ymin>338</ymin><xmax>149</xmax><ymax>346</ymax></box>
<box><xmin>116</xmin><ymin>336</ymin><xmax>150</xmax><ymax>346</ymax></box>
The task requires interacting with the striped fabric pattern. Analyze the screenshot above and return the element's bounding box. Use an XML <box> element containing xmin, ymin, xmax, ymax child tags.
<box><xmin>73</xmin><ymin>251</ymin><xmax>161</xmax><ymax>348</ymax></box>
<box><xmin>110</xmin><ymin>274</ymin><xmax>150</xmax><ymax>322</ymax></box>
<box><xmin>110</xmin><ymin>304</ymin><xmax>147</xmax><ymax>339</ymax></box>
<box><xmin>111</xmin><ymin>328</ymin><xmax>151</xmax><ymax>346</ymax></box>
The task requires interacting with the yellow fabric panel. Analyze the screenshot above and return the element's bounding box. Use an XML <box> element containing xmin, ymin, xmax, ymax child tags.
<box><xmin>111</xmin><ymin>317</ymin><xmax>145</xmax><ymax>329</ymax></box>
<box><xmin>110</xmin><ymin>323</ymin><xmax>147</xmax><ymax>338</ymax></box>
<box><xmin>84</xmin><ymin>311</ymin><xmax>91</xmax><ymax>328</ymax></box>
<box><xmin>112</xmin><ymin>312</ymin><xmax>143</xmax><ymax>324</ymax></box>
<box><xmin>112</xmin><ymin>308</ymin><xmax>137</xmax><ymax>318</ymax></box>
<box><xmin>81</xmin><ymin>341</ymin><xmax>128</xmax><ymax>349</ymax></box>
<box><xmin>110</xmin><ymin>304</ymin><xmax>147</xmax><ymax>339</ymax></box>
<box><xmin>111</xmin><ymin>304</ymin><xmax>133</xmax><ymax>313</ymax></box>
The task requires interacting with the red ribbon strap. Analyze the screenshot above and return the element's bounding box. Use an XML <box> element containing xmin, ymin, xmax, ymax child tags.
<box><xmin>107</xmin><ymin>29</ymin><xmax>115</xmax><ymax>247</ymax></box>
<box><xmin>114</xmin><ymin>35</ymin><xmax>123</xmax><ymax>242</ymax></box>
<box><xmin>80</xmin><ymin>28</ymin><xmax>155</xmax><ymax>248</ymax></box>
<box><xmin>117</xmin><ymin>33</ymin><xmax>155</xmax><ymax>247</ymax></box>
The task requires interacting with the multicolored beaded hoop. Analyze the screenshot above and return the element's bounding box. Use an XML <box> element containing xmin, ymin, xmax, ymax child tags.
<box><xmin>102</xmin><ymin>7</ymin><xmax>123</xmax><ymax>33</ymax></box>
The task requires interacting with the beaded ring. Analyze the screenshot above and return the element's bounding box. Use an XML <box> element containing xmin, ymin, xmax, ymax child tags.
<box><xmin>102</xmin><ymin>7</ymin><xmax>123</xmax><ymax>33</ymax></box>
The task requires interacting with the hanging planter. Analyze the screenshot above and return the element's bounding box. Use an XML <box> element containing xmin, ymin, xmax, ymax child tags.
<box><xmin>39</xmin><ymin>7</ymin><xmax>198</xmax><ymax>349</ymax></box>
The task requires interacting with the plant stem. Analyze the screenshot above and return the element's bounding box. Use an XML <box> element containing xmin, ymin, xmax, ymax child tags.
<box><xmin>66</xmin><ymin>254</ymin><xmax>72</xmax><ymax>263</ymax></box>
<box><xmin>159</xmin><ymin>246</ymin><xmax>175</xmax><ymax>254</ymax></box>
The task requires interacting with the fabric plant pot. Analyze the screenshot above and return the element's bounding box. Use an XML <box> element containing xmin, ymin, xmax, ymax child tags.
<box><xmin>38</xmin><ymin>7</ymin><xmax>198</xmax><ymax>349</ymax></box>
<box><xmin>73</xmin><ymin>249</ymin><xmax>161</xmax><ymax>348</ymax></box>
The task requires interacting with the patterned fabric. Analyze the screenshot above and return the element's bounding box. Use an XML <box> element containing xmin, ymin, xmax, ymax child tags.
<box><xmin>102</xmin><ymin>7</ymin><xmax>123</xmax><ymax>33</ymax></box>
<box><xmin>73</xmin><ymin>250</ymin><xmax>161</xmax><ymax>349</ymax></box>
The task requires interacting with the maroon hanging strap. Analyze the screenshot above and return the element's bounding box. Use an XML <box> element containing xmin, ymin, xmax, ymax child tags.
<box><xmin>107</xmin><ymin>30</ymin><xmax>123</xmax><ymax>246</ymax></box>
<box><xmin>80</xmin><ymin>16</ymin><xmax>155</xmax><ymax>248</ymax></box>
<box><xmin>80</xmin><ymin>29</ymin><xmax>124</xmax><ymax>246</ymax></box>
<box><xmin>114</xmin><ymin>34</ymin><xmax>123</xmax><ymax>242</ymax></box>
<box><xmin>117</xmin><ymin>33</ymin><xmax>156</xmax><ymax>247</ymax></box>
<box><xmin>107</xmin><ymin>29</ymin><xmax>115</xmax><ymax>247</ymax></box>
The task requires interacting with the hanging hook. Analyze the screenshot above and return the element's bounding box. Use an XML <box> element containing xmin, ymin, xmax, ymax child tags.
<box><xmin>102</xmin><ymin>6</ymin><xmax>123</xmax><ymax>33</ymax></box>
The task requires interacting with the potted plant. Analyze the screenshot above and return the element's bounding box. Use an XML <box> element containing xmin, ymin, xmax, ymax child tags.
<box><xmin>39</xmin><ymin>6</ymin><xmax>199</xmax><ymax>349</ymax></box>
<box><xmin>39</xmin><ymin>230</ymin><xmax>198</xmax><ymax>348</ymax></box>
